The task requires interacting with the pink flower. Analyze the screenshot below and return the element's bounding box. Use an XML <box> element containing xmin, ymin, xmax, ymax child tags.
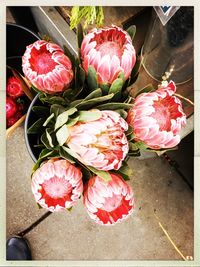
<box><xmin>22</xmin><ymin>40</ymin><xmax>73</xmax><ymax>94</ymax></box>
<box><xmin>83</xmin><ymin>173</ymin><xmax>134</xmax><ymax>225</ymax></box>
<box><xmin>81</xmin><ymin>25</ymin><xmax>136</xmax><ymax>85</ymax></box>
<box><xmin>66</xmin><ymin>110</ymin><xmax>129</xmax><ymax>171</ymax></box>
<box><xmin>31</xmin><ymin>158</ymin><xmax>83</xmax><ymax>212</ymax></box>
<box><xmin>127</xmin><ymin>81</ymin><xmax>186</xmax><ymax>149</ymax></box>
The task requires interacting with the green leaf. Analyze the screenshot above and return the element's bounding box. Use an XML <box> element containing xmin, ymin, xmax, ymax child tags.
<box><xmin>129</xmin><ymin>142</ymin><xmax>140</xmax><ymax>151</ymax></box>
<box><xmin>41</xmin><ymin>133</ymin><xmax>51</xmax><ymax>149</ymax></box>
<box><xmin>129</xmin><ymin>56</ymin><xmax>142</xmax><ymax>86</ymax></box>
<box><xmin>67</xmin><ymin>107</ymin><xmax>78</xmax><ymax>116</ymax></box>
<box><xmin>84</xmin><ymin>88</ymin><xmax>102</xmax><ymax>100</ymax></box>
<box><xmin>63</xmin><ymin>88</ymin><xmax>74</xmax><ymax>101</ymax></box>
<box><xmin>87</xmin><ymin>166</ymin><xmax>112</xmax><ymax>182</ymax></box>
<box><xmin>81</xmin><ymin>167</ymin><xmax>92</xmax><ymax>182</ymax></box>
<box><xmin>55</xmin><ymin>111</ymin><xmax>69</xmax><ymax>130</ymax></box>
<box><xmin>126</xmin><ymin>126</ymin><xmax>133</xmax><ymax>136</ymax></box>
<box><xmin>55</xmin><ymin>108</ymin><xmax>77</xmax><ymax>130</ymax></box>
<box><xmin>134</xmin><ymin>141</ymin><xmax>148</xmax><ymax>150</ymax></box>
<box><xmin>118</xmin><ymin>161</ymin><xmax>133</xmax><ymax>178</ymax></box>
<box><xmin>100</xmin><ymin>83</ymin><xmax>110</xmax><ymax>94</ymax></box>
<box><xmin>27</xmin><ymin>118</ymin><xmax>45</xmax><ymax>134</ymax></box>
<box><xmin>69</xmin><ymin>99</ymin><xmax>83</xmax><ymax>108</ymax></box>
<box><xmin>128</xmin><ymin>142</ymin><xmax>141</xmax><ymax>157</ymax></box>
<box><xmin>115</xmin><ymin>109</ymin><xmax>127</xmax><ymax>119</ymax></box>
<box><xmin>32</xmin><ymin>160</ymin><xmax>41</xmax><ymax>173</ymax></box>
<box><xmin>66</xmin><ymin>116</ymin><xmax>80</xmax><ymax>126</ymax></box>
<box><xmin>127</xmin><ymin>133</ymin><xmax>135</xmax><ymax>141</ymax></box>
<box><xmin>77</xmin><ymin>23</ymin><xmax>84</xmax><ymax>49</ymax></box>
<box><xmin>32</xmin><ymin>106</ymin><xmax>50</xmax><ymax>117</ymax></box>
<box><xmin>126</xmin><ymin>25</ymin><xmax>136</xmax><ymax>42</ymax></box>
<box><xmin>56</xmin><ymin>125</ymin><xmax>69</xmax><ymax>146</ymax></box>
<box><xmin>63</xmin><ymin>86</ymin><xmax>83</xmax><ymax>102</ymax></box>
<box><xmin>32</xmin><ymin>149</ymin><xmax>58</xmax><ymax>173</ymax></box>
<box><xmin>78</xmin><ymin>65</ymin><xmax>86</xmax><ymax>86</ymax></box>
<box><xmin>59</xmin><ymin>147</ymin><xmax>76</xmax><ymax>163</ymax></box>
<box><xmin>109</xmin><ymin>78</ymin><xmax>123</xmax><ymax>94</ymax></box>
<box><xmin>44</xmin><ymin>96</ymin><xmax>67</xmax><ymax>106</ymax></box>
<box><xmin>78</xmin><ymin>110</ymin><xmax>102</xmax><ymax>122</ymax></box>
<box><xmin>62</xmin><ymin>146</ymin><xmax>79</xmax><ymax>159</ymax></box>
<box><xmin>134</xmin><ymin>84</ymin><xmax>155</xmax><ymax>98</ymax></box>
<box><xmin>144</xmin><ymin>146</ymin><xmax>178</xmax><ymax>155</ymax></box>
<box><xmin>87</xmin><ymin>65</ymin><xmax>98</xmax><ymax>90</ymax></box>
<box><xmin>50</xmin><ymin>96</ymin><xmax>67</xmax><ymax>105</ymax></box>
<box><xmin>118</xmin><ymin>72</ymin><xmax>125</xmax><ymax>81</ymax></box>
<box><xmin>74</xmin><ymin>63</ymin><xmax>85</xmax><ymax>90</ymax></box>
<box><xmin>50</xmin><ymin>104</ymin><xmax>65</xmax><ymax>117</ymax></box>
<box><xmin>38</xmin><ymin>92</ymin><xmax>48</xmax><ymax>103</ymax></box>
<box><xmin>40</xmin><ymin>129</ymin><xmax>54</xmax><ymax>149</ymax></box>
<box><xmin>96</xmin><ymin>102</ymin><xmax>133</xmax><ymax>110</ymax></box>
<box><xmin>46</xmin><ymin>129</ymin><xmax>54</xmax><ymax>148</ymax></box>
<box><xmin>63</xmin><ymin>45</ymin><xmax>76</xmax><ymax>67</ymax></box>
<box><xmin>31</xmin><ymin>85</ymin><xmax>42</xmax><ymax>94</ymax></box>
<box><xmin>43</xmin><ymin>113</ymin><xmax>54</xmax><ymax>127</ymax></box>
<box><xmin>39</xmin><ymin>148</ymin><xmax>55</xmax><ymax>160</ymax></box>
<box><xmin>76</xmin><ymin>93</ymin><xmax>114</xmax><ymax>110</ymax></box>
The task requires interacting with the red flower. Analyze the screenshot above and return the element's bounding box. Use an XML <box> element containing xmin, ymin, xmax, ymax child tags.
<box><xmin>7</xmin><ymin>76</ymin><xmax>24</xmax><ymax>98</ymax></box>
<box><xmin>83</xmin><ymin>173</ymin><xmax>134</xmax><ymax>225</ymax></box>
<box><xmin>22</xmin><ymin>40</ymin><xmax>74</xmax><ymax>94</ymax></box>
<box><xmin>31</xmin><ymin>159</ymin><xmax>83</xmax><ymax>212</ymax></box>
<box><xmin>7</xmin><ymin>111</ymin><xmax>22</xmax><ymax>127</ymax></box>
<box><xmin>6</xmin><ymin>97</ymin><xmax>17</xmax><ymax>119</ymax></box>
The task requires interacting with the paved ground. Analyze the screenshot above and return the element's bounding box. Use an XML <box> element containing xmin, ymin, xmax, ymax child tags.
<box><xmin>6</xmin><ymin>126</ymin><xmax>194</xmax><ymax>260</ymax></box>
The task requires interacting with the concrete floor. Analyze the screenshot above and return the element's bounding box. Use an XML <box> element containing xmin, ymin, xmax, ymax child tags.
<box><xmin>6</xmin><ymin>126</ymin><xmax>194</xmax><ymax>260</ymax></box>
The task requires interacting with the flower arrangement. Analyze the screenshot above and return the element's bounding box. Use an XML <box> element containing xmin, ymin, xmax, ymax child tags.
<box><xmin>21</xmin><ymin>23</ymin><xmax>186</xmax><ymax>225</ymax></box>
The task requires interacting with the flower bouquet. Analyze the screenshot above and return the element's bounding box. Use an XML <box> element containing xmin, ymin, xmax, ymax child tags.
<box><xmin>22</xmin><ymin>23</ymin><xmax>186</xmax><ymax>225</ymax></box>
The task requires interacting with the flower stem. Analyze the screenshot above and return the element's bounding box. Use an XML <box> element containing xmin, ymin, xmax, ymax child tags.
<box><xmin>17</xmin><ymin>211</ymin><xmax>52</xmax><ymax>237</ymax></box>
<box><xmin>154</xmin><ymin>210</ymin><xmax>187</xmax><ymax>261</ymax></box>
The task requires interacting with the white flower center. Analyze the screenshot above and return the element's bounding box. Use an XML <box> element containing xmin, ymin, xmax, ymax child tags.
<box><xmin>96</xmin><ymin>41</ymin><xmax>122</xmax><ymax>58</ymax></box>
<box><xmin>43</xmin><ymin>177</ymin><xmax>72</xmax><ymax>199</ymax></box>
<box><xmin>102</xmin><ymin>194</ymin><xmax>123</xmax><ymax>212</ymax></box>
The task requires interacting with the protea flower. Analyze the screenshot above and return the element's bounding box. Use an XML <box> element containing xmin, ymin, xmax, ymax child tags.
<box><xmin>66</xmin><ymin>110</ymin><xmax>129</xmax><ymax>171</ymax></box>
<box><xmin>31</xmin><ymin>158</ymin><xmax>83</xmax><ymax>212</ymax></box>
<box><xmin>127</xmin><ymin>81</ymin><xmax>186</xmax><ymax>149</ymax></box>
<box><xmin>22</xmin><ymin>40</ymin><xmax>73</xmax><ymax>94</ymax></box>
<box><xmin>81</xmin><ymin>25</ymin><xmax>136</xmax><ymax>85</ymax></box>
<box><xmin>83</xmin><ymin>173</ymin><xmax>134</xmax><ymax>225</ymax></box>
<box><xmin>7</xmin><ymin>76</ymin><xmax>24</xmax><ymax>98</ymax></box>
